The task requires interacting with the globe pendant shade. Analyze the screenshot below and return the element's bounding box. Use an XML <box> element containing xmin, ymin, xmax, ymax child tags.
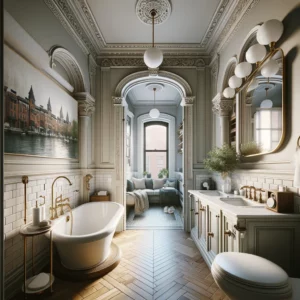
<box><xmin>149</xmin><ymin>108</ymin><xmax>160</xmax><ymax>118</ymax></box>
<box><xmin>144</xmin><ymin>47</ymin><xmax>163</xmax><ymax>68</ymax></box>
<box><xmin>260</xmin><ymin>99</ymin><xmax>273</xmax><ymax>108</ymax></box>
<box><xmin>228</xmin><ymin>75</ymin><xmax>242</xmax><ymax>89</ymax></box>
<box><xmin>235</xmin><ymin>62</ymin><xmax>252</xmax><ymax>78</ymax></box>
<box><xmin>246</xmin><ymin>44</ymin><xmax>267</xmax><ymax>63</ymax></box>
<box><xmin>261</xmin><ymin>59</ymin><xmax>279</xmax><ymax>77</ymax></box>
<box><xmin>223</xmin><ymin>87</ymin><xmax>235</xmax><ymax>99</ymax></box>
<box><xmin>257</xmin><ymin>19</ymin><xmax>284</xmax><ymax>45</ymax></box>
<box><xmin>247</xmin><ymin>78</ymin><xmax>259</xmax><ymax>92</ymax></box>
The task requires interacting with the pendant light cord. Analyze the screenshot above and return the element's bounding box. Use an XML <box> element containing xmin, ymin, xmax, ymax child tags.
<box><xmin>153</xmin><ymin>87</ymin><xmax>156</xmax><ymax>108</ymax></box>
<box><xmin>151</xmin><ymin>9</ymin><xmax>156</xmax><ymax>48</ymax></box>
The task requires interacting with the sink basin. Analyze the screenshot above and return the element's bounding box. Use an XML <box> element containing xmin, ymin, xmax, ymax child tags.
<box><xmin>220</xmin><ymin>197</ymin><xmax>264</xmax><ymax>207</ymax></box>
<box><xmin>199</xmin><ymin>190</ymin><xmax>222</xmax><ymax>196</ymax></box>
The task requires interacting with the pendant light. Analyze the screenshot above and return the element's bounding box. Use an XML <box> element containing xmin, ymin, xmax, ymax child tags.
<box><xmin>149</xmin><ymin>88</ymin><xmax>160</xmax><ymax>118</ymax></box>
<box><xmin>144</xmin><ymin>9</ymin><xmax>163</xmax><ymax>69</ymax></box>
<box><xmin>260</xmin><ymin>87</ymin><xmax>273</xmax><ymax>108</ymax></box>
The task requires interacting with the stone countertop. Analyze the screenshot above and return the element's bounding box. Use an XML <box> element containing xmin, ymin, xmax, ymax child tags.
<box><xmin>188</xmin><ymin>190</ymin><xmax>300</xmax><ymax>219</ymax></box>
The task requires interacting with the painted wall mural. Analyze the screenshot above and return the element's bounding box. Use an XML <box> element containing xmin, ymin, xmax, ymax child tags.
<box><xmin>3</xmin><ymin>45</ymin><xmax>78</xmax><ymax>159</ymax></box>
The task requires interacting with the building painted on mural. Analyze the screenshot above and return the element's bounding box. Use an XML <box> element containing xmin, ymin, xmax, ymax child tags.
<box><xmin>4</xmin><ymin>86</ymin><xmax>77</xmax><ymax>139</ymax></box>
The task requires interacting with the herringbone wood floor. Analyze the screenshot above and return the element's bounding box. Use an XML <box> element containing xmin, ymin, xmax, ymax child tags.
<box><xmin>17</xmin><ymin>230</ymin><xmax>229</xmax><ymax>300</ymax></box>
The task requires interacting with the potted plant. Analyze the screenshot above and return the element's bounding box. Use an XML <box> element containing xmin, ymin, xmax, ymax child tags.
<box><xmin>143</xmin><ymin>171</ymin><xmax>148</xmax><ymax>178</ymax></box>
<box><xmin>158</xmin><ymin>168</ymin><xmax>169</xmax><ymax>179</ymax></box>
<box><xmin>203</xmin><ymin>144</ymin><xmax>239</xmax><ymax>193</ymax></box>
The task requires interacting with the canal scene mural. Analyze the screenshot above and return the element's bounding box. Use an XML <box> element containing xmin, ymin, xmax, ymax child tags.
<box><xmin>4</xmin><ymin>45</ymin><xmax>78</xmax><ymax>159</ymax></box>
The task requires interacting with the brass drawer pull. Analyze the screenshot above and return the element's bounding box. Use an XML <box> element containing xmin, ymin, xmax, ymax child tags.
<box><xmin>216</xmin><ymin>215</ymin><xmax>220</xmax><ymax>218</ymax></box>
<box><xmin>195</xmin><ymin>212</ymin><xmax>199</xmax><ymax>215</ymax></box>
<box><xmin>190</xmin><ymin>208</ymin><xmax>195</xmax><ymax>212</ymax></box>
<box><xmin>208</xmin><ymin>232</ymin><xmax>214</xmax><ymax>237</ymax></box>
<box><xmin>224</xmin><ymin>230</ymin><xmax>232</xmax><ymax>237</ymax></box>
<box><xmin>199</xmin><ymin>208</ymin><xmax>205</xmax><ymax>211</ymax></box>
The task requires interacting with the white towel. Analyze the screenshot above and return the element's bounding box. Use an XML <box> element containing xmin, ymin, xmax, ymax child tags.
<box><xmin>294</xmin><ymin>148</ymin><xmax>300</xmax><ymax>188</ymax></box>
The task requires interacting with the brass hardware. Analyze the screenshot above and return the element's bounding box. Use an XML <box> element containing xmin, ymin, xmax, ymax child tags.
<box><xmin>22</xmin><ymin>176</ymin><xmax>29</xmax><ymax>224</ymax></box>
<box><xmin>199</xmin><ymin>208</ymin><xmax>205</xmax><ymax>211</ymax></box>
<box><xmin>195</xmin><ymin>212</ymin><xmax>199</xmax><ymax>215</ymax></box>
<box><xmin>297</xmin><ymin>136</ymin><xmax>300</xmax><ymax>149</ymax></box>
<box><xmin>216</xmin><ymin>215</ymin><xmax>220</xmax><ymax>218</ymax></box>
<box><xmin>39</xmin><ymin>195</ymin><xmax>46</xmax><ymax>206</ymax></box>
<box><xmin>256</xmin><ymin>189</ymin><xmax>265</xmax><ymax>203</ymax></box>
<box><xmin>240</xmin><ymin>186</ymin><xmax>249</xmax><ymax>198</ymax></box>
<box><xmin>51</xmin><ymin>176</ymin><xmax>72</xmax><ymax>220</ymax></box>
<box><xmin>86</xmin><ymin>174</ymin><xmax>93</xmax><ymax>191</ymax></box>
<box><xmin>224</xmin><ymin>230</ymin><xmax>232</xmax><ymax>237</ymax></box>
<box><xmin>66</xmin><ymin>215</ymin><xmax>70</xmax><ymax>222</ymax></box>
<box><xmin>208</xmin><ymin>232</ymin><xmax>214</xmax><ymax>237</ymax></box>
<box><xmin>249</xmin><ymin>186</ymin><xmax>256</xmax><ymax>200</ymax></box>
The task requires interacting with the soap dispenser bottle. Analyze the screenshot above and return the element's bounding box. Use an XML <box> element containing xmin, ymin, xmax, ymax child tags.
<box><xmin>32</xmin><ymin>201</ymin><xmax>41</xmax><ymax>226</ymax></box>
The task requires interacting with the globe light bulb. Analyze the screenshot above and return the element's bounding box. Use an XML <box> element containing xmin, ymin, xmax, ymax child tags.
<box><xmin>149</xmin><ymin>108</ymin><xmax>160</xmax><ymax>118</ymax></box>
<box><xmin>228</xmin><ymin>75</ymin><xmax>242</xmax><ymax>89</ymax></box>
<box><xmin>257</xmin><ymin>19</ymin><xmax>284</xmax><ymax>45</ymax></box>
<box><xmin>246</xmin><ymin>44</ymin><xmax>267</xmax><ymax>63</ymax></box>
<box><xmin>223</xmin><ymin>87</ymin><xmax>235</xmax><ymax>99</ymax></box>
<box><xmin>261</xmin><ymin>59</ymin><xmax>279</xmax><ymax>77</ymax></box>
<box><xmin>144</xmin><ymin>47</ymin><xmax>163</xmax><ymax>69</ymax></box>
<box><xmin>235</xmin><ymin>62</ymin><xmax>252</xmax><ymax>78</ymax></box>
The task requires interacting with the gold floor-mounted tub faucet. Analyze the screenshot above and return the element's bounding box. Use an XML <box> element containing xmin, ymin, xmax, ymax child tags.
<box><xmin>51</xmin><ymin>176</ymin><xmax>72</xmax><ymax>220</ymax></box>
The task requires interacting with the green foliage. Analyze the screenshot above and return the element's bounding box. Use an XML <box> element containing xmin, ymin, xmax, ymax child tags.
<box><xmin>240</xmin><ymin>141</ymin><xmax>262</xmax><ymax>156</ymax></box>
<box><xmin>204</xmin><ymin>144</ymin><xmax>239</xmax><ymax>177</ymax></box>
<box><xmin>71</xmin><ymin>120</ymin><xmax>78</xmax><ymax>139</ymax></box>
<box><xmin>158</xmin><ymin>168</ymin><xmax>169</xmax><ymax>178</ymax></box>
<box><xmin>143</xmin><ymin>171</ymin><xmax>148</xmax><ymax>176</ymax></box>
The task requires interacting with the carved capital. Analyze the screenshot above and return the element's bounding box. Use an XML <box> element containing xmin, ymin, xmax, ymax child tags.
<box><xmin>212</xmin><ymin>93</ymin><xmax>233</xmax><ymax>116</ymax></box>
<box><xmin>112</xmin><ymin>97</ymin><xmax>125</xmax><ymax>107</ymax></box>
<box><xmin>181</xmin><ymin>96</ymin><xmax>195</xmax><ymax>107</ymax></box>
<box><xmin>74</xmin><ymin>92</ymin><xmax>95</xmax><ymax>117</ymax></box>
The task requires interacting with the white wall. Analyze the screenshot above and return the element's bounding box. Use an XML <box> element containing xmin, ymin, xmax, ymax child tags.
<box><xmin>213</xmin><ymin>0</ymin><xmax>300</xmax><ymax>195</ymax></box>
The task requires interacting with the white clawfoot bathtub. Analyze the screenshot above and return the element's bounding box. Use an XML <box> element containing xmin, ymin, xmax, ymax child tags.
<box><xmin>50</xmin><ymin>202</ymin><xmax>124</xmax><ymax>270</ymax></box>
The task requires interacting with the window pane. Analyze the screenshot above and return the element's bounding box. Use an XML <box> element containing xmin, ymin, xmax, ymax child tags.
<box><xmin>145</xmin><ymin>151</ymin><xmax>167</xmax><ymax>179</ymax></box>
<box><xmin>145</xmin><ymin>125</ymin><xmax>167</xmax><ymax>150</ymax></box>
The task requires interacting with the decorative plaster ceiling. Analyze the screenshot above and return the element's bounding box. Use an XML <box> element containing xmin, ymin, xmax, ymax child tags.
<box><xmin>126</xmin><ymin>82</ymin><xmax>181</xmax><ymax>107</ymax></box>
<box><xmin>44</xmin><ymin>0</ymin><xmax>260</xmax><ymax>59</ymax></box>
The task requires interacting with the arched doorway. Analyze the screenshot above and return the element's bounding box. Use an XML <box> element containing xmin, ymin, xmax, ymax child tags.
<box><xmin>113</xmin><ymin>69</ymin><xmax>195</xmax><ymax>231</ymax></box>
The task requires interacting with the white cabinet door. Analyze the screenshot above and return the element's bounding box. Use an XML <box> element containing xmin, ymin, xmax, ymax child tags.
<box><xmin>222</xmin><ymin>213</ymin><xmax>239</xmax><ymax>253</ymax></box>
<box><xmin>207</xmin><ymin>205</ymin><xmax>221</xmax><ymax>258</ymax></box>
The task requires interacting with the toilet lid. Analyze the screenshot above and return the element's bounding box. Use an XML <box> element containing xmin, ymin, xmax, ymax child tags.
<box><xmin>214</xmin><ymin>252</ymin><xmax>289</xmax><ymax>288</ymax></box>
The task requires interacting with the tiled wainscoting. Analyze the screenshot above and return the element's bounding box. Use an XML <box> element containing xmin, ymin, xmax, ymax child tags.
<box><xmin>3</xmin><ymin>169</ymin><xmax>114</xmax><ymax>299</ymax></box>
<box><xmin>4</xmin><ymin>171</ymin><xmax>82</xmax><ymax>298</ymax></box>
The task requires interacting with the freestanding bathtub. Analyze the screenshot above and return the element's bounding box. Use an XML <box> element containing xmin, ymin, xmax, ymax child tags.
<box><xmin>50</xmin><ymin>202</ymin><xmax>124</xmax><ymax>270</ymax></box>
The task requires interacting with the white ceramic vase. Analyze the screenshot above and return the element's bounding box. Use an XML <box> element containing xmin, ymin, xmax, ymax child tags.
<box><xmin>221</xmin><ymin>173</ymin><xmax>232</xmax><ymax>193</ymax></box>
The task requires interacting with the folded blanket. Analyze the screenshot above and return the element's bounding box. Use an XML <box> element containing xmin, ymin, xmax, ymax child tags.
<box><xmin>127</xmin><ymin>190</ymin><xmax>149</xmax><ymax>215</ymax></box>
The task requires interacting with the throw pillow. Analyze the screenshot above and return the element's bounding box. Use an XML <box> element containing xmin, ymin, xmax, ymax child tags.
<box><xmin>145</xmin><ymin>179</ymin><xmax>153</xmax><ymax>190</ymax></box>
<box><xmin>127</xmin><ymin>180</ymin><xmax>134</xmax><ymax>192</ymax></box>
<box><xmin>164</xmin><ymin>180</ymin><xmax>176</xmax><ymax>188</ymax></box>
<box><xmin>153</xmin><ymin>179</ymin><xmax>165</xmax><ymax>189</ymax></box>
<box><xmin>132</xmin><ymin>178</ymin><xmax>146</xmax><ymax>190</ymax></box>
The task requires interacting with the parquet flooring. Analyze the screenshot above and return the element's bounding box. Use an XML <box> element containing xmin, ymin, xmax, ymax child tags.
<box><xmin>16</xmin><ymin>230</ymin><xmax>229</xmax><ymax>300</ymax></box>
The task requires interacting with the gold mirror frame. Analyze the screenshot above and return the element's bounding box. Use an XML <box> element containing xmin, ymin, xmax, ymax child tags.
<box><xmin>237</xmin><ymin>47</ymin><xmax>285</xmax><ymax>157</ymax></box>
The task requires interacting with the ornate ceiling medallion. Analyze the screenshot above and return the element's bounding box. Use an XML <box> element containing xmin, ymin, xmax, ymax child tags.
<box><xmin>136</xmin><ymin>0</ymin><xmax>171</xmax><ymax>25</ymax></box>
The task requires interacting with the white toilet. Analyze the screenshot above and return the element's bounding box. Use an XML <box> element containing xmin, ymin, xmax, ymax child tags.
<box><xmin>211</xmin><ymin>252</ymin><xmax>300</xmax><ymax>300</ymax></box>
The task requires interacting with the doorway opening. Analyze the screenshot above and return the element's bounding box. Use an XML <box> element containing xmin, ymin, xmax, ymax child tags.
<box><xmin>124</xmin><ymin>82</ymin><xmax>184</xmax><ymax>230</ymax></box>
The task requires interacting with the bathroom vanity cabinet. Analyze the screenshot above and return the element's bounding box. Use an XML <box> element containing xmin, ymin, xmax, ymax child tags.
<box><xmin>189</xmin><ymin>191</ymin><xmax>300</xmax><ymax>277</ymax></box>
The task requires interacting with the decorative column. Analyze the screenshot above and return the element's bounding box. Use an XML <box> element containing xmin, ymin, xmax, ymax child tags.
<box><xmin>212</xmin><ymin>93</ymin><xmax>233</xmax><ymax>145</ymax></box>
<box><xmin>181</xmin><ymin>96</ymin><xmax>195</xmax><ymax>232</ymax></box>
<box><xmin>74</xmin><ymin>92</ymin><xmax>95</xmax><ymax>169</ymax></box>
<box><xmin>113</xmin><ymin>96</ymin><xmax>126</xmax><ymax>231</ymax></box>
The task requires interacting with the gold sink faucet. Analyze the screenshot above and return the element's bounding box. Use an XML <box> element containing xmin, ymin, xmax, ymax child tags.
<box><xmin>51</xmin><ymin>176</ymin><xmax>72</xmax><ymax>220</ymax></box>
<box><xmin>249</xmin><ymin>186</ymin><xmax>256</xmax><ymax>200</ymax></box>
<box><xmin>240</xmin><ymin>186</ymin><xmax>249</xmax><ymax>198</ymax></box>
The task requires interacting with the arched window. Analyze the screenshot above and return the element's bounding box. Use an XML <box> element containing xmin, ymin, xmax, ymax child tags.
<box><xmin>144</xmin><ymin>122</ymin><xmax>168</xmax><ymax>178</ymax></box>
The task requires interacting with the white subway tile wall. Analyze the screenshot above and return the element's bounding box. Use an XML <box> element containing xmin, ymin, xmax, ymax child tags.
<box><xmin>3</xmin><ymin>172</ymin><xmax>82</xmax><ymax>298</ymax></box>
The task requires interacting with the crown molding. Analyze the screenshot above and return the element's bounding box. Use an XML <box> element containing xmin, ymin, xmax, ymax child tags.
<box><xmin>43</xmin><ymin>0</ymin><xmax>259</xmax><ymax>58</ymax></box>
<box><xmin>98</xmin><ymin>57</ymin><xmax>207</xmax><ymax>68</ymax></box>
